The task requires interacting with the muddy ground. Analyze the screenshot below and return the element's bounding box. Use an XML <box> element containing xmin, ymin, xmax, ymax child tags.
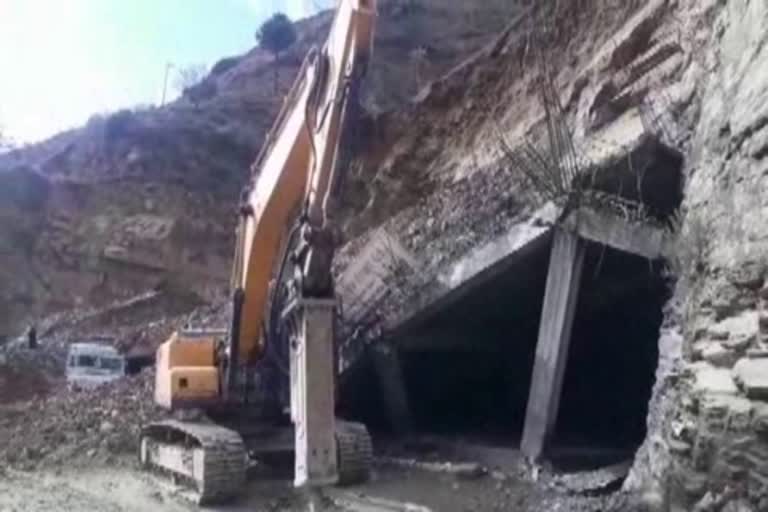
<box><xmin>0</xmin><ymin>449</ymin><xmax>641</xmax><ymax>512</ymax></box>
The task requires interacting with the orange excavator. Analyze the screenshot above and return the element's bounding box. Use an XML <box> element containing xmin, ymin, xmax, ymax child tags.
<box><xmin>138</xmin><ymin>0</ymin><xmax>377</xmax><ymax>503</ymax></box>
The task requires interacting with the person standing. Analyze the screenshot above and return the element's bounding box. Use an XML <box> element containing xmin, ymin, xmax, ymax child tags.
<box><xmin>27</xmin><ymin>325</ymin><xmax>37</xmax><ymax>350</ymax></box>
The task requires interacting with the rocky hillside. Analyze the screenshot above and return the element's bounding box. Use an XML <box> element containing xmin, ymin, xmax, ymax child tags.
<box><xmin>2</xmin><ymin>0</ymin><xmax>768</xmax><ymax>509</ymax></box>
<box><xmin>0</xmin><ymin>0</ymin><xmax>520</xmax><ymax>342</ymax></box>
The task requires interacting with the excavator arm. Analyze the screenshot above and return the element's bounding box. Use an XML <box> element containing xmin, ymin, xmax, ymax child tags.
<box><xmin>148</xmin><ymin>0</ymin><xmax>378</xmax><ymax>497</ymax></box>
<box><xmin>230</xmin><ymin>0</ymin><xmax>377</xmax><ymax>487</ymax></box>
<box><xmin>231</xmin><ymin>0</ymin><xmax>376</xmax><ymax>366</ymax></box>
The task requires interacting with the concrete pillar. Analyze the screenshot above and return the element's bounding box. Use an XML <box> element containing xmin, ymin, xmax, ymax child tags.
<box><xmin>290</xmin><ymin>298</ymin><xmax>338</xmax><ymax>487</ymax></box>
<box><xmin>521</xmin><ymin>228</ymin><xmax>585</xmax><ymax>461</ymax></box>
<box><xmin>371</xmin><ymin>342</ymin><xmax>412</xmax><ymax>435</ymax></box>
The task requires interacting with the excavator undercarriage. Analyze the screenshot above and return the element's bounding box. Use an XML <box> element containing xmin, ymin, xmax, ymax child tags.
<box><xmin>139</xmin><ymin>417</ymin><xmax>372</xmax><ymax>504</ymax></box>
<box><xmin>139</xmin><ymin>299</ymin><xmax>373</xmax><ymax>504</ymax></box>
<box><xmin>140</xmin><ymin>420</ymin><xmax>247</xmax><ymax>504</ymax></box>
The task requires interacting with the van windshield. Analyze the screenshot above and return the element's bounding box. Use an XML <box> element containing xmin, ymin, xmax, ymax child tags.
<box><xmin>99</xmin><ymin>358</ymin><xmax>123</xmax><ymax>371</ymax></box>
<box><xmin>68</xmin><ymin>354</ymin><xmax>123</xmax><ymax>372</ymax></box>
<box><xmin>76</xmin><ymin>355</ymin><xmax>97</xmax><ymax>367</ymax></box>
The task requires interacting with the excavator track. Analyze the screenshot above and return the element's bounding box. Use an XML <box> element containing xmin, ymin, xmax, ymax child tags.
<box><xmin>336</xmin><ymin>421</ymin><xmax>373</xmax><ymax>485</ymax></box>
<box><xmin>139</xmin><ymin>419</ymin><xmax>371</xmax><ymax>504</ymax></box>
<box><xmin>139</xmin><ymin>419</ymin><xmax>246</xmax><ymax>505</ymax></box>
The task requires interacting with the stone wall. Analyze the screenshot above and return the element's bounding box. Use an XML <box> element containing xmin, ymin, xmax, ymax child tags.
<box><xmin>641</xmin><ymin>0</ymin><xmax>768</xmax><ymax>508</ymax></box>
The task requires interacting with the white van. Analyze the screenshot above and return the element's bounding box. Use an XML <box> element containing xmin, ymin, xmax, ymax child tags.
<box><xmin>66</xmin><ymin>342</ymin><xmax>126</xmax><ymax>390</ymax></box>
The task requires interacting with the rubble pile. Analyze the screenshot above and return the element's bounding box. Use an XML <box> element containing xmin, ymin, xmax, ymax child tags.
<box><xmin>0</xmin><ymin>344</ymin><xmax>65</xmax><ymax>404</ymax></box>
<box><xmin>0</xmin><ymin>294</ymin><xmax>233</xmax><ymax>476</ymax></box>
<box><xmin>0</xmin><ymin>369</ymin><xmax>165</xmax><ymax>471</ymax></box>
<box><xmin>21</xmin><ymin>290</ymin><xmax>230</xmax><ymax>361</ymax></box>
<box><xmin>334</xmin><ymin>163</ymin><xmax>543</xmax><ymax>363</ymax></box>
<box><xmin>113</xmin><ymin>297</ymin><xmax>231</xmax><ymax>354</ymax></box>
<box><xmin>0</xmin><ymin>293</ymin><xmax>231</xmax><ymax>473</ymax></box>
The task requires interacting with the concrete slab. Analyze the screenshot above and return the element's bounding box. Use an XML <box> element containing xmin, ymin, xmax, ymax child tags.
<box><xmin>337</xmin><ymin>199</ymin><xmax>668</xmax><ymax>371</ymax></box>
<box><xmin>336</xmin><ymin>229</ymin><xmax>422</xmax><ymax>326</ymax></box>
<box><xmin>438</xmin><ymin>204</ymin><xmax>558</xmax><ymax>290</ymax></box>
<box><xmin>563</xmin><ymin>207</ymin><xmax>670</xmax><ymax>259</ymax></box>
<box><xmin>382</xmin><ymin>207</ymin><xmax>556</xmax><ymax>345</ymax></box>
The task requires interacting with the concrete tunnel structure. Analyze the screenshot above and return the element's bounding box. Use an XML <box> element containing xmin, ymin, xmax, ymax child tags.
<box><xmin>336</xmin><ymin>111</ymin><xmax>684</xmax><ymax>468</ymax></box>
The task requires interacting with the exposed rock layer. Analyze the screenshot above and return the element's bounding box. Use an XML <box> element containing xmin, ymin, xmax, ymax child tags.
<box><xmin>0</xmin><ymin>0</ymin><xmax>517</xmax><ymax>341</ymax></box>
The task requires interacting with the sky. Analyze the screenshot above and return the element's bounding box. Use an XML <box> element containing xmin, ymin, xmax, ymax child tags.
<box><xmin>0</xmin><ymin>0</ymin><xmax>332</xmax><ymax>144</ymax></box>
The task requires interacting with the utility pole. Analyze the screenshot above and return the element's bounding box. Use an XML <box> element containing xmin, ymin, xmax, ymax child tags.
<box><xmin>161</xmin><ymin>62</ymin><xmax>175</xmax><ymax>106</ymax></box>
<box><xmin>310</xmin><ymin>0</ymin><xmax>333</xmax><ymax>13</ymax></box>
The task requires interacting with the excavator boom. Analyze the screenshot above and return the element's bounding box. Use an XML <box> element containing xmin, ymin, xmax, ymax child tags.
<box><xmin>232</xmin><ymin>0</ymin><xmax>376</xmax><ymax>364</ymax></box>
<box><xmin>143</xmin><ymin>0</ymin><xmax>378</xmax><ymax>502</ymax></box>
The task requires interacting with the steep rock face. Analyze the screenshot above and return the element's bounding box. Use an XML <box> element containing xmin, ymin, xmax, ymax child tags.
<box><xmin>646</xmin><ymin>1</ymin><xmax>768</xmax><ymax>509</ymax></box>
<box><xmin>0</xmin><ymin>162</ymin><xmax>234</xmax><ymax>341</ymax></box>
<box><xmin>333</xmin><ymin>0</ymin><xmax>768</xmax><ymax>508</ymax></box>
<box><xmin>334</xmin><ymin>0</ymin><xmax>666</xmax><ymax>325</ymax></box>
<box><xmin>335</xmin><ymin>0</ymin><xmax>662</xmax><ymax>238</ymax></box>
<box><xmin>0</xmin><ymin>0</ymin><xmax>517</xmax><ymax>340</ymax></box>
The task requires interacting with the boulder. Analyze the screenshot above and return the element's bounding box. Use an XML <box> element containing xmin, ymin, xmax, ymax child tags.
<box><xmin>708</xmin><ymin>312</ymin><xmax>758</xmax><ymax>351</ymax></box>
<box><xmin>701</xmin><ymin>342</ymin><xmax>737</xmax><ymax>367</ymax></box>
<box><xmin>752</xmin><ymin>403</ymin><xmax>768</xmax><ymax>436</ymax></box>
<box><xmin>692</xmin><ymin>362</ymin><xmax>739</xmax><ymax>397</ymax></box>
<box><xmin>726</xmin><ymin>259</ymin><xmax>765</xmax><ymax>290</ymax></box>
<box><xmin>746</xmin><ymin>347</ymin><xmax>768</xmax><ymax>358</ymax></box>
<box><xmin>721</xmin><ymin>499</ymin><xmax>754</xmax><ymax>512</ymax></box>
<box><xmin>759</xmin><ymin>314</ymin><xmax>768</xmax><ymax>334</ymax></box>
<box><xmin>733</xmin><ymin>358</ymin><xmax>768</xmax><ymax>400</ymax></box>
<box><xmin>760</xmin><ymin>283</ymin><xmax>768</xmax><ymax>301</ymax></box>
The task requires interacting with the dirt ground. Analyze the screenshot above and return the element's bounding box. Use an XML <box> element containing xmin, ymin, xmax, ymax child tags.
<box><xmin>0</xmin><ymin>343</ymin><xmax>639</xmax><ymax>512</ymax></box>
<box><xmin>0</xmin><ymin>454</ymin><xmax>639</xmax><ymax>512</ymax></box>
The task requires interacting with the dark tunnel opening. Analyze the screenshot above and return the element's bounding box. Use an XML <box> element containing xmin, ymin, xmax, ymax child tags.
<box><xmin>550</xmin><ymin>242</ymin><xmax>668</xmax><ymax>467</ymax></box>
<box><xmin>339</xmin><ymin>235</ymin><xmax>552</xmax><ymax>439</ymax></box>
<box><xmin>340</xmin><ymin>237</ymin><xmax>669</xmax><ymax>464</ymax></box>
<box><xmin>338</xmin><ymin>143</ymin><xmax>681</xmax><ymax>470</ymax></box>
<box><xmin>398</xmin><ymin>260</ymin><xmax>549</xmax><ymax>440</ymax></box>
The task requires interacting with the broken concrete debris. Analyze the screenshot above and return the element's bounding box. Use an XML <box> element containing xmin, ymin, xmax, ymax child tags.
<box><xmin>551</xmin><ymin>461</ymin><xmax>633</xmax><ymax>496</ymax></box>
<box><xmin>330</xmin><ymin>492</ymin><xmax>434</xmax><ymax>512</ymax></box>
<box><xmin>378</xmin><ymin>457</ymin><xmax>487</xmax><ymax>480</ymax></box>
<box><xmin>0</xmin><ymin>368</ymin><xmax>164</xmax><ymax>471</ymax></box>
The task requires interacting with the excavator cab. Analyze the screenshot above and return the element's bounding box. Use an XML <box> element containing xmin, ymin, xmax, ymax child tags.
<box><xmin>153</xmin><ymin>330</ymin><xmax>224</xmax><ymax>410</ymax></box>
